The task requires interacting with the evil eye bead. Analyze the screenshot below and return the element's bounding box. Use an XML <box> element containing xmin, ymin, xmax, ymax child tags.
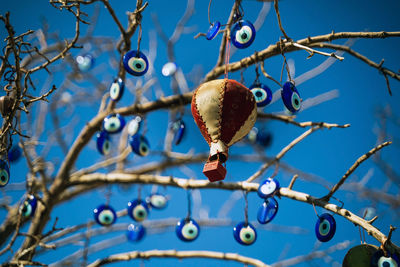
<box><xmin>126</xmin><ymin>223</ymin><xmax>146</xmax><ymax>242</ymax></box>
<box><xmin>315</xmin><ymin>213</ymin><xmax>336</xmax><ymax>242</ymax></box>
<box><xmin>103</xmin><ymin>114</ymin><xmax>126</xmax><ymax>134</ymax></box>
<box><xmin>8</xmin><ymin>145</ymin><xmax>22</xmax><ymax>163</ymax></box>
<box><xmin>127</xmin><ymin>199</ymin><xmax>149</xmax><ymax>222</ymax></box>
<box><xmin>19</xmin><ymin>195</ymin><xmax>37</xmax><ymax>218</ymax></box>
<box><xmin>93</xmin><ymin>204</ymin><xmax>117</xmax><ymax>226</ymax></box>
<box><xmin>123</xmin><ymin>50</ymin><xmax>149</xmax><ymax>76</ymax></box>
<box><xmin>171</xmin><ymin>119</ymin><xmax>185</xmax><ymax>145</ymax></box>
<box><xmin>281</xmin><ymin>81</ymin><xmax>302</xmax><ymax>113</ymax></box>
<box><xmin>256</xmin><ymin>131</ymin><xmax>272</xmax><ymax>147</ymax></box>
<box><xmin>230</xmin><ymin>20</ymin><xmax>256</xmax><ymax>49</ymax></box>
<box><xmin>257</xmin><ymin>197</ymin><xmax>278</xmax><ymax>224</ymax></box>
<box><xmin>371</xmin><ymin>250</ymin><xmax>400</xmax><ymax>267</ymax></box>
<box><xmin>206</xmin><ymin>21</ymin><xmax>221</xmax><ymax>40</ymax></box>
<box><xmin>249</xmin><ymin>83</ymin><xmax>273</xmax><ymax>107</ymax></box>
<box><xmin>76</xmin><ymin>54</ymin><xmax>94</xmax><ymax>72</ymax></box>
<box><xmin>176</xmin><ymin>218</ymin><xmax>200</xmax><ymax>242</ymax></box>
<box><xmin>147</xmin><ymin>193</ymin><xmax>168</xmax><ymax>210</ymax></box>
<box><xmin>127</xmin><ymin>116</ymin><xmax>143</xmax><ymax>136</ymax></box>
<box><xmin>162</xmin><ymin>62</ymin><xmax>177</xmax><ymax>77</ymax></box>
<box><xmin>0</xmin><ymin>159</ymin><xmax>10</xmax><ymax>187</ymax></box>
<box><xmin>96</xmin><ymin>131</ymin><xmax>111</xmax><ymax>155</ymax></box>
<box><xmin>109</xmin><ymin>78</ymin><xmax>124</xmax><ymax>101</ymax></box>
<box><xmin>129</xmin><ymin>134</ymin><xmax>150</xmax><ymax>157</ymax></box>
<box><xmin>233</xmin><ymin>222</ymin><xmax>257</xmax><ymax>245</ymax></box>
<box><xmin>257</xmin><ymin>177</ymin><xmax>280</xmax><ymax>199</ymax></box>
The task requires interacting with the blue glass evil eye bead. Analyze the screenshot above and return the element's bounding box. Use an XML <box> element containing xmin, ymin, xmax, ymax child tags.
<box><xmin>249</xmin><ymin>83</ymin><xmax>273</xmax><ymax>107</ymax></box>
<box><xmin>257</xmin><ymin>177</ymin><xmax>280</xmax><ymax>199</ymax></box>
<box><xmin>8</xmin><ymin>145</ymin><xmax>22</xmax><ymax>163</ymax></box>
<box><xmin>176</xmin><ymin>218</ymin><xmax>200</xmax><ymax>242</ymax></box>
<box><xmin>281</xmin><ymin>81</ymin><xmax>301</xmax><ymax>113</ymax></box>
<box><xmin>315</xmin><ymin>213</ymin><xmax>336</xmax><ymax>242</ymax></box>
<box><xmin>129</xmin><ymin>134</ymin><xmax>150</xmax><ymax>157</ymax></box>
<box><xmin>19</xmin><ymin>195</ymin><xmax>37</xmax><ymax>218</ymax></box>
<box><xmin>123</xmin><ymin>50</ymin><xmax>149</xmax><ymax>76</ymax></box>
<box><xmin>147</xmin><ymin>193</ymin><xmax>168</xmax><ymax>210</ymax></box>
<box><xmin>76</xmin><ymin>54</ymin><xmax>94</xmax><ymax>72</ymax></box>
<box><xmin>257</xmin><ymin>197</ymin><xmax>278</xmax><ymax>224</ymax></box>
<box><xmin>0</xmin><ymin>159</ymin><xmax>10</xmax><ymax>187</ymax></box>
<box><xmin>93</xmin><ymin>204</ymin><xmax>117</xmax><ymax>226</ymax></box>
<box><xmin>127</xmin><ymin>199</ymin><xmax>149</xmax><ymax>222</ymax></box>
<box><xmin>171</xmin><ymin>119</ymin><xmax>185</xmax><ymax>145</ymax></box>
<box><xmin>126</xmin><ymin>223</ymin><xmax>146</xmax><ymax>242</ymax></box>
<box><xmin>109</xmin><ymin>78</ymin><xmax>124</xmax><ymax>101</ymax></box>
<box><xmin>127</xmin><ymin>116</ymin><xmax>142</xmax><ymax>136</ymax></box>
<box><xmin>206</xmin><ymin>21</ymin><xmax>221</xmax><ymax>40</ymax></box>
<box><xmin>371</xmin><ymin>250</ymin><xmax>400</xmax><ymax>267</ymax></box>
<box><xmin>96</xmin><ymin>131</ymin><xmax>111</xmax><ymax>155</ymax></box>
<box><xmin>103</xmin><ymin>114</ymin><xmax>126</xmax><ymax>134</ymax></box>
<box><xmin>233</xmin><ymin>222</ymin><xmax>257</xmax><ymax>245</ymax></box>
<box><xmin>230</xmin><ymin>20</ymin><xmax>256</xmax><ymax>49</ymax></box>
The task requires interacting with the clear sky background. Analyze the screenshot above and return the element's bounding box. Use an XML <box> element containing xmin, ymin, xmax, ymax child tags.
<box><xmin>1</xmin><ymin>0</ymin><xmax>400</xmax><ymax>266</ymax></box>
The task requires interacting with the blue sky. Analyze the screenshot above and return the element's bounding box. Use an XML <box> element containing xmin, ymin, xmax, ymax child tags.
<box><xmin>1</xmin><ymin>0</ymin><xmax>400</xmax><ymax>266</ymax></box>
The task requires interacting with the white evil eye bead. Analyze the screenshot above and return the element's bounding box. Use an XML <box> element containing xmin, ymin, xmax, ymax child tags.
<box><xmin>103</xmin><ymin>114</ymin><xmax>126</xmax><ymax>134</ymax></box>
<box><xmin>206</xmin><ymin>21</ymin><xmax>221</xmax><ymax>40</ymax></box>
<box><xmin>127</xmin><ymin>199</ymin><xmax>149</xmax><ymax>222</ymax></box>
<box><xmin>162</xmin><ymin>62</ymin><xmax>177</xmax><ymax>77</ymax></box>
<box><xmin>249</xmin><ymin>83</ymin><xmax>273</xmax><ymax>107</ymax></box>
<box><xmin>76</xmin><ymin>54</ymin><xmax>94</xmax><ymax>72</ymax></box>
<box><xmin>127</xmin><ymin>116</ymin><xmax>143</xmax><ymax>136</ymax></box>
<box><xmin>19</xmin><ymin>195</ymin><xmax>37</xmax><ymax>218</ymax></box>
<box><xmin>315</xmin><ymin>213</ymin><xmax>336</xmax><ymax>242</ymax></box>
<box><xmin>281</xmin><ymin>81</ymin><xmax>302</xmax><ymax>113</ymax></box>
<box><xmin>96</xmin><ymin>131</ymin><xmax>111</xmax><ymax>155</ymax></box>
<box><xmin>257</xmin><ymin>177</ymin><xmax>280</xmax><ymax>199</ymax></box>
<box><xmin>171</xmin><ymin>119</ymin><xmax>185</xmax><ymax>145</ymax></box>
<box><xmin>257</xmin><ymin>197</ymin><xmax>278</xmax><ymax>224</ymax></box>
<box><xmin>247</xmin><ymin>127</ymin><xmax>258</xmax><ymax>143</ymax></box>
<box><xmin>371</xmin><ymin>250</ymin><xmax>400</xmax><ymax>267</ymax></box>
<box><xmin>129</xmin><ymin>134</ymin><xmax>150</xmax><ymax>157</ymax></box>
<box><xmin>233</xmin><ymin>222</ymin><xmax>257</xmax><ymax>245</ymax></box>
<box><xmin>123</xmin><ymin>50</ymin><xmax>149</xmax><ymax>76</ymax></box>
<box><xmin>109</xmin><ymin>78</ymin><xmax>124</xmax><ymax>101</ymax></box>
<box><xmin>93</xmin><ymin>204</ymin><xmax>117</xmax><ymax>226</ymax></box>
<box><xmin>0</xmin><ymin>159</ymin><xmax>10</xmax><ymax>187</ymax></box>
<box><xmin>147</xmin><ymin>193</ymin><xmax>168</xmax><ymax>210</ymax></box>
<box><xmin>230</xmin><ymin>20</ymin><xmax>256</xmax><ymax>49</ymax></box>
<box><xmin>176</xmin><ymin>218</ymin><xmax>200</xmax><ymax>242</ymax></box>
<box><xmin>126</xmin><ymin>223</ymin><xmax>146</xmax><ymax>242</ymax></box>
<box><xmin>8</xmin><ymin>145</ymin><xmax>22</xmax><ymax>163</ymax></box>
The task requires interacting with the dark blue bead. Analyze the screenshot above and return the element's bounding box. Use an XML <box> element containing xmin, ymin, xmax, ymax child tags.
<box><xmin>0</xmin><ymin>159</ymin><xmax>10</xmax><ymax>187</ymax></box>
<box><xmin>257</xmin><ymin>178</ymin><xmax>280</xmax><ymax>199</ymax></box>
<box><xmin>102</xmin><ymin>114</ymin><xmax>126</xmax><ymax>134</ymax></box>
<box><xmin>126</xmin><ymin>223</ymin><xmax>146</xmax><ymax>242</ymax></box>
<box><xmin>127</xmin><ymin>199</ymin><xmax>149</xmax><ymax>222</ymax></box>
<box><xmin>129</xmin><ymin>134</ymin><xmax>150</xmax><ymax>157</ymax></box>
<box><xmin>315</xmin><ymin>213</ymin><xmax>336</xmax><ymax>242</ymax></box>
<box><xmin>371</xmin><ymin>250</ymin><xmax>400</xmax><ymax>267</ymax></box>
<box><xmin>19</xmin><ymin>195</ymin><xmax>37</xmax><ymax>218</ymax></box>
<box><xmin>110</xmin><ymin>77</ymin><xmax>124</xmax><ymax>101</ymax></box>
<box><xmin>249</xmin><ymin>83</ymin><xmax>273</xmax><ymax>107</ymax></box>
<box><xmin>176</xmin><ymin>218</ymin><xmax>200</xmax><ymax>242</ymax></box>
<box><xmin>233</xmin><ymin>221</ymin><xmax>257</xmax><ymax>245</ymax></box>
<box><xmin>257</xmin><ymin>197</ymin><xmax>278</xmax><ymax>224</ymax></box>
<box><xmin>206</xmin><ymin>21</ymin><xmax>221</xmax><ymax>40</ymax></box>
<box><xmin>8</xmin><ymin>145</ymin><xmax>22</xmax><ymax>163</ymax></box>
<box><xmin>93</xmin><ymin>204</ymin><xmax>117</xmax><ymax>226</ymax></box>
<box><xmin>230</xmin><ymin>20</ymin><xmax>256</xmax><ymax>49</ymax></box>
<box><xmin>96</xmin><ymin>131</ymin><xmax>111</xmax><ymax>155</ymax></box>
<box><xmin>281</xmin><ymin>81</ymin><xmax>301</xmax><ymax>113</ymax></box>
<box><xmin>171</xmin><ymin>119</ymin><xmax>185</xmax><ymax>145</ymax></box>
<box><xmin>123</xmin><ymin>50</ymin><xmax>149</xmax><ymax>76</ymax></box>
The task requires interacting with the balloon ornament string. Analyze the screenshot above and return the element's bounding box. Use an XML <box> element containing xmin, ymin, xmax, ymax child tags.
<box><xmin>243</xmin><ymin>191</ymin><xmax>249</xmax><ymax>226</ymax></box>
<box><xmin>186</xmin><ymin>189</ymin><xmax>192</xmax><ymax>221</ymax></box>
<box><xmin>224</xmin><ymin>33</ymin><xmax>231</xmax><ymax>79</ymax></box>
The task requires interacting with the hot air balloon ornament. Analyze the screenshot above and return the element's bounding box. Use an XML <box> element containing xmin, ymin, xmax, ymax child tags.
<box><xmin>191</xmin><ymin>79</ymin><xmax>257</xmax><ymax>182</ymax></box>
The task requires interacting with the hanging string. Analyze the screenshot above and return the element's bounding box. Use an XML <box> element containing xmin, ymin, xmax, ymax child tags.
<box><xmin>137</xmin><ymin>23</ymin><xmax>142</xmax><ymax>53</ymax></box>
<box><xmin>186</xmin><ymin>189</ymin><xmax>192</xmax><ymax>221</ymax></box>
<box><xmin>243</xmin><ymin>191</ymin><xmax>249</xmax><ymax>226</ymax></box>
<box><xmin>137</xmin><ymin>185</ymin><xmax>142</xmax><ymax>200</ymax></box>
<box><xmin>208</xmin><ymin>0</ymin><xmax>213</xmax><ymax>25</ymax></box>
<box><xmin>311</xmin><ymin>201</ymin><xmax>320</xmax><ymax>219</ymax></box>
<box><xmin>254</xmin><ymin>63</ymin><xmax>260</xmax><ymax>84</ymax></box>
<box><xmin>240</xmin><ymin>65</ymin><xmax>245</xmax><ymax>84</ymax></box>
<box><xmin>224</xmin><ymin>34</ymin><xmax>231</xmax><ymax>79</ymax></box>
<box><xmin>105</xmin><ymin>186</ymin><xmax>112</xmax><ymax>206</ymax></box>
